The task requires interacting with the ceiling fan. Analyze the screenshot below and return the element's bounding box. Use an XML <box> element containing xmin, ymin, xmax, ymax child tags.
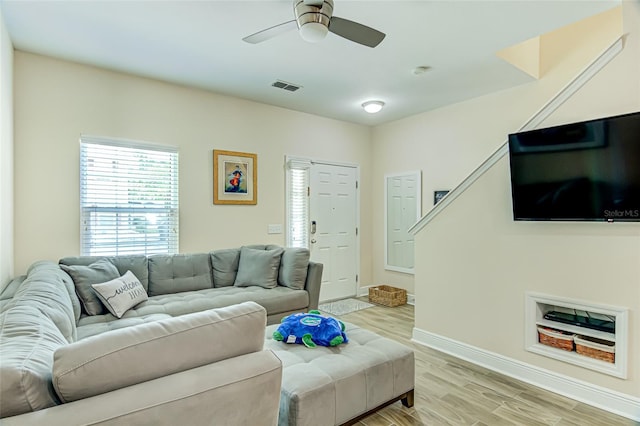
<box><xmin>242</xmin><ymin>0</ymin><xmax>385</xmax><ymax>48</ymax></box>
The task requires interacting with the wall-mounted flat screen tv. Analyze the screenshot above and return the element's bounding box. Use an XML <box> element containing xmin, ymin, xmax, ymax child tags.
<box><xmin>508</xmin><ymin>111</ymin><xmax>640</xmax><ymax>222</ymax></box>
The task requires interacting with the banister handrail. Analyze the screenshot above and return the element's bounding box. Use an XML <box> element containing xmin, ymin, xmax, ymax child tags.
<box><xmin>409</xmin><ymin>36</ymin><xmax>624</xmax><ymax>236</ymax></box>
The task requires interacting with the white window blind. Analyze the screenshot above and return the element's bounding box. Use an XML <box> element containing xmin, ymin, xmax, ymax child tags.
<box><xmin>286</xmin><ymin>158</ymin><xmax>311</xmax><ymax>249</ymax></box>
<box><xmin>80</xmin><ymin>136</ymin><xmax>179</xmax><ymax>256</ymax></box>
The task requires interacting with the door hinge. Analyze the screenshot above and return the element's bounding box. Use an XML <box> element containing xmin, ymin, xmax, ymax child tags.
<box><xmin>307</xmin><ymin>186</ymin><xmax>310</xmax><ymax>197</ymax></box>
<box><xmin>355</xmin><ymin>227</ymin><xmax>358</xmax><ymax>236</ymax></box>
<box><xmin>356</xmin><ymin>274</ymin><xmax>359</xmax><ymax>283</ymax></box>
<box><xmin>356</xmin><ymin>181</ymin><xmax>359</xmax><ymax>189</ymax></box>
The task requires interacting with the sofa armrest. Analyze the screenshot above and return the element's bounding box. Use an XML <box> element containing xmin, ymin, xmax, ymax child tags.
<box><xmin>1</xmin><ymin>350</ymin><xmax>282</xmax><ymax>426</ymax></box>
<box><xmin>52</xmin><ymin>301</ymin><xmax>267</xmax><ymax>403</ymax></box>
<box><xmin>304</xmin><ymin>261</ymin><xmax>323</xmax><ymax>310</ymax></box>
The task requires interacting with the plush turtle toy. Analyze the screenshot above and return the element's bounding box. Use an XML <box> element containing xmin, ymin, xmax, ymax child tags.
<box><xmin>273</xmin><ymin>310</ymin><xmax>348</xmax><ymax>348</ymax></box>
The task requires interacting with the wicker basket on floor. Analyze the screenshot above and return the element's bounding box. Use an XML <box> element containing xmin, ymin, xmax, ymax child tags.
<box><xmin>574</xmin><ymin>335</ymin><xmax>615</xmax><ymax>363</ymax></box>
<box><xmin>368</xmin><ymin>285</ymin><xmax>407</xmax><ymax>307</ymax></box>
<box><xmin>537</xmin><ymin>326</ymin><xmax>575</xmax><ymax>351</ymax></box>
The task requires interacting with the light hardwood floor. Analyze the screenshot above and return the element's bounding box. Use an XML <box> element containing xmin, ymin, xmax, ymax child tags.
<box><xmin>336</xmin><ymin>299</ymin><xmax>637</xmax><ymax>426</ymax></box>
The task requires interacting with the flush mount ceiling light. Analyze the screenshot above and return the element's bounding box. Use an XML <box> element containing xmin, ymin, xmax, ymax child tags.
<box><xmin>362</xmin><ymin>100</ymin><xmax>384</xmax><ymax>114</ymax></box>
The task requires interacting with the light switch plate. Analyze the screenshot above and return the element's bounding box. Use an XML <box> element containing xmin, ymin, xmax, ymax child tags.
<box><xmin>268</xmin><ymin>224</ymin><xmax>283</xmax><ymax>234</ymax></box>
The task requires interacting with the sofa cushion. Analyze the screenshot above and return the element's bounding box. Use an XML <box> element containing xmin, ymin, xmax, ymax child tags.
<box><xmin>52</xmin><ymin>302</ymin><xmax>268</xmax><ymax>403</ymax></box>
<box><xmin>60</xmin><ymin>259</ymin><xmax>120</xmax><ymax>316</ymax></box>
<box><xmin>234</xmin><ymin>246</ymin><xmax>284</xmax><ymax>289</ymax></box>
<box><xmin>11</xmin><ymin>261</ymin><xmax>79</xmax><ymax>343</ymax></box>
<box><xmin>59</xmin><ymin>255</ymin><xmax>150</xmax><ymax>292</ymax></box>
<box><xmin>210</xmin><ymin>248</ymin><xmax>240</xmax><ymax>287</ymax></box>
<box><xmin>246</xmin><ymin>244</ymin><xmax>268</xmax><ymax>250</ymax></box>
<box><xmin>76</xmin><ymin>313</ymin><xmax>173</xmax><ymax>340</ymax></box>
<box><xmin>91</xmin><ymin>271</ymin><xmax>148</xmax><ymax>318</ymax></box>
<box><xmin>278</xmin><ymin>248</ymin><xmax>310</xmax><ymax>290</ymax></box>
<box><xmin>147</xmin><ymin>253</ymin><xmax>213</xmax><ymax>296</ymax></box>
<box><xmin>75</xmin><ymin>286</ymin><xmax>309</xmax><ymax>324</ymax></box>
<box><xmin>0</xmin><ymin>305</ymin><xmax>67</xmax><ymax>417</ymax></box>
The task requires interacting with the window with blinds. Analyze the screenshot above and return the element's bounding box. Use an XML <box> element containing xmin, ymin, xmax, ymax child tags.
<box><xmin>80</xmin><ymin>136</ymin><xmax>179</xmax><ymax>256</ymax></box>
<box><xmin>286</xmin><ymin>158</ymin><xmax>311</xmax><ymax>249</ymax></box>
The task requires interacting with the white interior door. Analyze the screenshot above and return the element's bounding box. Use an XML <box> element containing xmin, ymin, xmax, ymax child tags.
<box><xmin>310</xmin><ymin>163</ymin><xmax>358</xmax><ymax>302</ymax></box>
<box><xmin>385</xmin><ymin>172</ymin><xmax>420</xmax><ymax>273</ymax></box>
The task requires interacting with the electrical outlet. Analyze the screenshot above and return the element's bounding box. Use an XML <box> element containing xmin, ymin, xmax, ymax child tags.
<box><xmin>267</xmin><ymin>224</ymin><xmax>283</xmax><ymax>234</ymax></box>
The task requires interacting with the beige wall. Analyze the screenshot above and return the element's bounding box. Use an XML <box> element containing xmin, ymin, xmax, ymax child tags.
<box><xmin>406</xmin><ymin>2</ymin><xmax>638</xmax><ymax>397</ymax></box>
<box><xmin>0</xmin><ymin>10</ymin><xmax>13</xmax><ymax>291</ymax></box>
<box><xmin>371</xmin><ymin>5</ymin><xmax>626</xmax><ymax>295</ymax></box>
<box><xmin>13</xmin><ymin>53</ymin><xmax>373</xmax><ymax>280</ymax></box>
<box><xmin>371</xmin><ymin>83</ymin><xmax>545</xmax><ymax>293</ymax></box>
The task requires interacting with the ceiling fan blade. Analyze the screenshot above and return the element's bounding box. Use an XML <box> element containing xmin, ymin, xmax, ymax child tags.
<box><xmin>328</xmin><ymin>16</ymin><xmax>385</xmax><ymax>48</ymax></box>
<box><xmin>243</xmin><ymin>20</ymin><xmax>298</xmax><ymax>44</ymax></box>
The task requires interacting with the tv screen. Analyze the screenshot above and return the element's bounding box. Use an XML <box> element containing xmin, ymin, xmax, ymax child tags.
<box><xmin>508</xmin><ymin>111</ymin><xmax>640</xmax><ymax>222</ymax></box>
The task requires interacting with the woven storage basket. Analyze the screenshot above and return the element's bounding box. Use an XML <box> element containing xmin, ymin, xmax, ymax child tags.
<box><xmin>537</xmin><ymin>326</ymin><xmax>575</xmax><ymax>351</ymax></box>
<box><xmin>574</xmin><ymin>335</ymin><xmax>615</xmax><ymax>363</ymax></box>
<box><xmin>368</xmin><ymin>285</ymin><xmax>407</xmax><ymax>307</ymax></box>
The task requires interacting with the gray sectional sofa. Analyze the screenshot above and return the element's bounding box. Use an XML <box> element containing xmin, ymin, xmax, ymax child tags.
<box><xmin>0</xmin><ymin>245</ymin><xmax>322</xmax><ymax>424</ymax></box>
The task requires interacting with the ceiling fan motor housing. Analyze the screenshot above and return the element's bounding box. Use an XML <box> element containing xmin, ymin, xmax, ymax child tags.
<box><xmin>294</xmin><ymin>0</ymin><xmax>333</xmax><ymax>42</ymax></box>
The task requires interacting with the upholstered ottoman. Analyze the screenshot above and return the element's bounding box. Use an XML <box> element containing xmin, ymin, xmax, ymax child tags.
<box><xmin>265</xmin><ymin>321</ymin><xmax>415</xmax><ymax>426</ymax></box>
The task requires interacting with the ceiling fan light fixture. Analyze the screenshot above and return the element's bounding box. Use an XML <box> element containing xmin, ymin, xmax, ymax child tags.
<box><xmin>299</xmin><ymin>22</ymin><xmax>329</xmax><ymax>43</ymax></box>
<box><xmin>362</xmin><ymin>100</ymin><xmax>384</xmax><ymax>114</ymax></box>
<box><xmin>244</xmin><ymin>0</ymin><xmax>385</xmax><ymax>48</ymax></box>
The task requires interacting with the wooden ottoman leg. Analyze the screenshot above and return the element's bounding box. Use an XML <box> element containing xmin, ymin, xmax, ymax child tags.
<box><xmin>401</xmin><ymin>389</ymin><xmax>415</xmax><ymax>408</ymax></box>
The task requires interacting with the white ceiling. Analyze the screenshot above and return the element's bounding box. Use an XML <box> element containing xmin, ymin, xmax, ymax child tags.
<box><xmin>0</xmin><ymin>0</ymin><xmax>620</xmax><ymax>126</ymax></box>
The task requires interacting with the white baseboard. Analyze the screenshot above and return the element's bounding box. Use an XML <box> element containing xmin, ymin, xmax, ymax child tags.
<box><xmin>412</xmin><ymin>327</ymin><xmax>640</xmax><ymax>422</ymax></box>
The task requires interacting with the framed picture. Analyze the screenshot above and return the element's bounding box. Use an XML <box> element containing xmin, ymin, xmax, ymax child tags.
<box><xmin>213</xmin><ymin>150</ymin><xmax>257</xmax><ymax>205</ymax></box>
<box><xmin>434</xmin><ymin>190</ymin><xmax>450</xmax><ymax>205</ymax></box>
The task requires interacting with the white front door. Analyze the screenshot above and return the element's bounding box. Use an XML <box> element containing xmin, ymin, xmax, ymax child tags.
<box><xmin>310</xmin><ymin>163</ymin><xmax>358</xmax><ymax>302</ymax></box>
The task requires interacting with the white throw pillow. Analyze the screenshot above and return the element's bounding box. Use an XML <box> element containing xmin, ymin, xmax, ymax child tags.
<box><xmin>91</xmin><ymin>271</ymin><xmax>148</xmax><ymax>318</ymax></box>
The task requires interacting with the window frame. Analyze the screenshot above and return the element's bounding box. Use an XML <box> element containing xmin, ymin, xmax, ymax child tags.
<box><xmin>79</xmin><ymin>135</ymin><xmax>179</xmax><ymax>256</ymax></box>
<box><xmin>285</xmin><ymin>156</ymin><xmax>311</xmax><ymax>249</ymax></box>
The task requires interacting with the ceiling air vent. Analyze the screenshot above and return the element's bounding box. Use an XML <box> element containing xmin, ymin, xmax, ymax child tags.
<box><xmin>272</xmin><ymin>80</ymin><xmax>302</xmax><ymax>92</ymax></box>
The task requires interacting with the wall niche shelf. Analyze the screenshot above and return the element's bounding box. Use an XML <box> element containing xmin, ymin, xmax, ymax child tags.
<box><xmin>525</xmin><ymin>292</ymin><xmax>628</xmax><ymax>379</ymax></box>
